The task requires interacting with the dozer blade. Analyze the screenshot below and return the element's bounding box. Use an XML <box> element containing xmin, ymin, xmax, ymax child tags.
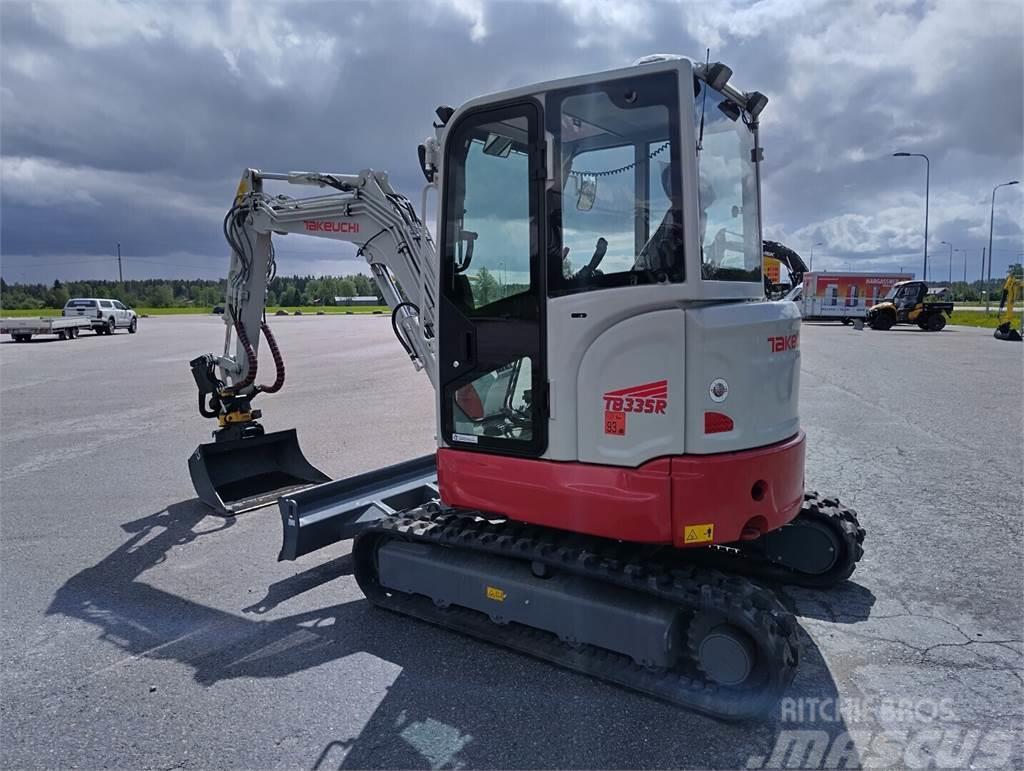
<box><xmin>278</xmin><ymin>454</ymin><xmax>437</xmax><ymax>561</ymax></box>
<box><xmin>189</xmin><ymin>428</ymin><xmax>330</xmax><ymax>516</ymax></box>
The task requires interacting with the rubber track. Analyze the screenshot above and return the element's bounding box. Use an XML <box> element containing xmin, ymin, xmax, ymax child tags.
<box><xmin>352</xmin><ymin>508</ymin><xmax>800</xmax><ymax>721</ymax></box>
<box><xmin>695</xmin><ymin>491</ymin><xmax>866</xmax><ymax>588</ymax></box>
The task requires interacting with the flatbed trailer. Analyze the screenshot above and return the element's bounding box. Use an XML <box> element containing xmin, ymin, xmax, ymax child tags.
<box><xmin>0</xmin><ymin>316</ymin><xmax>92</xmax><ymax>342</ymax></box>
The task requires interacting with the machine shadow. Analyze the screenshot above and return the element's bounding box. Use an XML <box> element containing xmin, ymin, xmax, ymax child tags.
<box><xmin>47</xmin><ymin>500</ymin><xmax>863</xmax><ymax>770</ymax></box>
<box><xmin>312</xmin><ymin>623</ymin><xmax>861</xmax><ymax>770</ymax></box>
<box><xmin>242</xmin><ymin>554</ymin><xmax>354</xmax><ymax>615</ymax></box>
<box><xmin>776</xmin><ymin>580</ymin><xmax>876</xmax><ymax>624</ymax></box>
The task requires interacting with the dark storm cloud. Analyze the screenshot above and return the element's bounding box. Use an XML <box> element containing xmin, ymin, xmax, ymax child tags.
<box><xmin>2</xmin><ymin>0</ymin><xmax>1022</xmax><ymax>284</ymax></box>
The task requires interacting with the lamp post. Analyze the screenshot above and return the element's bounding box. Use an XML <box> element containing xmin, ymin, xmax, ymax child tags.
<box><xmin>940</xmin><ymin>240</ymin><xmax>953</xmax><ymax>284</ymax></box>
<box><xmin>893</xmin><ymin>152</ymin><xmax>930</xmax><ymax>282</ymax></box>
<box><xmin>954</xmin><ymin>248</ymin><xmax>966</xmax><ymax>284</ymax></box>
<box><xmin>809</xmin><ymin>241</ymin><xmax>823</xmax><ymax>271</ymax></box>
<box><xmin>986</xmin><ymin>180</ymin><xmax>1019</xmax><ymax>312</ymax></box>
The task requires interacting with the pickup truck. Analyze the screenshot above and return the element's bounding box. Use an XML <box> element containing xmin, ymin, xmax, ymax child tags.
<box><xmin>63</xmin><ymin>298</ymin><xmax>138</xmax><ymax>335</ymax></box>
<box><xmin>0</xmin><ymin>316</ymin><xmax>92</xmax><ymax>342</ymax></box>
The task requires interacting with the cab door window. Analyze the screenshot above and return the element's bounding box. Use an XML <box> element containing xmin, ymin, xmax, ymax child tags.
<box><xmin>446</xmin><ymin>115</ymin><xmax>534</xmax><ymax>315</ymax></box>
<box><xmin>439</xmin><ymin>102</ymin><xmax>546</xmax><ymax>456</ymax></box>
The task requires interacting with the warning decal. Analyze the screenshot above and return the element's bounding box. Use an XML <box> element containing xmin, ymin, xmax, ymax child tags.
<box><xmin>684</xmin><ymin>524</ymin><xmax>715</xmax><ymax>544</ymax></box>
<box><xmin>486</xmin><ymin>586</ymin><xmax>506</xmax><ymax>602</ymax></box>
<box><xmin>604</xmin><ymin>410</ymin><xmax>626</xmax><ymax>436</ymax></box>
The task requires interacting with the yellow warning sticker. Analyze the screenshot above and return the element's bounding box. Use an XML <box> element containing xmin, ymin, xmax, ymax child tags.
<box><xmin>486</xmin><ymin>586</ymin><xmax>506</xmax><ymax>602</ymax></box>
<box><xmin>684</xmin><ymin>524</ymin><xmax>715</xmax><ymax>544</ymax></box>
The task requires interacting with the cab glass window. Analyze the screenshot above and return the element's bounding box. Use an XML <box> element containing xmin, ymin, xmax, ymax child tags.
<box><xmin>548</xmin><ymin>72</ymin><xmax>683</xmax><ymax>295</ymax></box>
<box><xmin>452</xmin><ymin>357</ymin><xmax>534</xmax><ymax>442</ymax></box>
<box><xmin>696</xmin><ymin>83</ymin><xmax>761</xmax><ymax>282</ymax></box>
<box><xmin>443</xmin><ymin>114</ymin><xmax>535</xmax><ymax>316</ymax></box>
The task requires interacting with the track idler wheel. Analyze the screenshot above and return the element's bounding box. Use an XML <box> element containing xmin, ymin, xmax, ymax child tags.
<box><xmin>759</xmin><ymin>492</ymin><xmax>865</xmax><ymax>587</ymax></box>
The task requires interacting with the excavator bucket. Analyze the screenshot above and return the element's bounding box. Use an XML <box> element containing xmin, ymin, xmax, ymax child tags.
<box><xmin>189</xmin><ymin>428</ymin><xmax>330</xmax><ymax>516</ymax></box>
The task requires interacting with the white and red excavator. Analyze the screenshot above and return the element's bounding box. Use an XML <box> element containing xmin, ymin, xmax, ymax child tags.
<box><xmin>187</xmin><ymin>55</ymin><xmax>864</xmax><ymax>720</ymax></box>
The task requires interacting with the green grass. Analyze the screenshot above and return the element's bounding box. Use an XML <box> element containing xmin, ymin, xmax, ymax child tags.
<box><xmin>1</xmin><ymin>305</ymin><xmax>390</xmax><ymax>317</ymax></box>
<box><xmin>0</xmin><ymin>308</ymin><xmax>63</xmax><ymax>317</ymax></box>
<box><xmin>266</xmin><ymin>306</ymin><xmax>389</xmax><ymax>315</ymax></box>
<box><xmin>947</xmin><ymin>310</ymin><xmax>1020</xmax><ymax>329</ymax></box>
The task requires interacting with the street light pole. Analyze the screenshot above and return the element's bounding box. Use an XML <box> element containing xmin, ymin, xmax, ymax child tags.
<box><xmin>940</xmin><ymin>240</ymin><xmax>953</xmax><ymax>284</ymax></box>
<box><xmin>893</xmin><ymin>152</ymin><xmax>930</xmax><ymax>281</ymax></box>
<box><xmin>809</xmin><ymin>241</ymin><xmax>823</xmax><ymax>271</ymax></box>
<box><xmin>986</xmin><ymin>180</ymin><xmax>1019</xmax><ymax>311</ymax></box>
<box><xmin>117</xmin><ymin>242</ymin><xmax>123</xmax><ymax>283</ymax></box>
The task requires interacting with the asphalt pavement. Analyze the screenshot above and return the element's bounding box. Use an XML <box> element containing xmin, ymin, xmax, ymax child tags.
<box><xmin>1</xmin><ymin>316</ymin><xmax>1021</xmax><ymax>769</ymax></box>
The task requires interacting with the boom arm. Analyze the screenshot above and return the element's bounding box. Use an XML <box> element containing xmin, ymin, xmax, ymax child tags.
<box><xmin>997</xmin><ymin>273</ymin><xmax>1021</xmax><ymax>325</ymax></box>
<box><xmin>193</xmin><ymin>167</ymin><xmax>437</xmax><ymax>434</ymax></box>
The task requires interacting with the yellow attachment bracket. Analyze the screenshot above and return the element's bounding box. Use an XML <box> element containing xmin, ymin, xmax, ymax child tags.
<box><xmin>218</xmin><ymin>410</ymin><xmax>253</xmax><ymax>427</ymax></box>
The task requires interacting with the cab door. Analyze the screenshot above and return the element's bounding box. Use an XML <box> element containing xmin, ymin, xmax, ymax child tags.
<box><xmin>438</xmin><ymin>101</ymin><xmax>547</xmax><ymax>458</ymax></box>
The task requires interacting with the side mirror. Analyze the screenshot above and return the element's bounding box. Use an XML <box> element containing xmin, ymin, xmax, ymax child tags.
<box><xmin>482</xmin><ymin>133</ymin><xmax>513</xmax><ymax>158</ymax></box>
<box><xmin>576</xmin><ymin>174</ymin><xmax>597</xmax><ymax>211</ymax></box>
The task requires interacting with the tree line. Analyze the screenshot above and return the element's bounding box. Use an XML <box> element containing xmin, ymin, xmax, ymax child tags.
<box><xmin>0</xmin><ymin>275</ymin><xmax>384</xmax><ymax>310</ymax></box>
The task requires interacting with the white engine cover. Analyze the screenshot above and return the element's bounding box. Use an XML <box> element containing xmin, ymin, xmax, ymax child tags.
<box><xmin>576</xmin><ymin>308</ymin><xmax>686</xmax><ymax>466</ymax></box>
<box><xmin>683</xmin><ymin>300</ymin><xmax>801</xmax><ymax>454</ymax></box>
<box><xmin>545</xmin><ymin>292</ymin><xmax>801</xmax><ymax>467</ymax></box>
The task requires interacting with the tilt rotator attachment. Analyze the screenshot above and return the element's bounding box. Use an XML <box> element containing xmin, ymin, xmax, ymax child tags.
<box><xmin>188</xmin><ymin>354</ymin><xmax>329</xmax><ymax>516</ymax></box>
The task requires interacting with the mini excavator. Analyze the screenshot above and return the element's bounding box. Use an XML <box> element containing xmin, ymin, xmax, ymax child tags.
<box><xmin>188</xmin><ymin>55</ymin><xmax>865</xmax><ymax>720</ymax></box>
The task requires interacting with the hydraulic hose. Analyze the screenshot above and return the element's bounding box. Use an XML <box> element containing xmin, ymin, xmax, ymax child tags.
<box><xmin>391</xmin><ymin>302</ymin><xmax>419</xmax><ymax>361</ymax></box>
<box><xmin>198</xmin><ymin>392</ymin><xmax>219</xmax><ymax>419</ymax></box>
<box><xmin>228</xmin><ymin>319</ymin><xmax>259</xmax><ymax>393</ymax></box>
<box><xmin>257</xmin><ymin>320</ymin><xmax>285</xmax><ymax>394</ymax></box>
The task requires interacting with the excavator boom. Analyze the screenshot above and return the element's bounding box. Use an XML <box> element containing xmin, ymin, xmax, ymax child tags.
<box><xmin>994</xmin><ymin>273</ymin><xmax>1022</xmax><ymax>341</ymax></box>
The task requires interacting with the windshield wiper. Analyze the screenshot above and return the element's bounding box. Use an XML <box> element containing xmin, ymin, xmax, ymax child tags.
<box><xmin>697</xmin><ymin>48</ymin><xmax>710</xmax><ymax>152</ymax></box>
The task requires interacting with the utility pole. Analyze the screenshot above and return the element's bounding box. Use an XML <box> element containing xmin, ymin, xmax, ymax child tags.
<box><xmin>980</xmin><ymin>247</ymin><xmax>986</xmax><ymax>302</ymax></box>
<box><xmin>809</xmin><ymin>241</ymin><xmax>823</xmax><ymax>272</ymax></box>
<box><xmin>117</xmin><ymin>242</ymin><xmax>123</xmax><ymax>283</ymax></box>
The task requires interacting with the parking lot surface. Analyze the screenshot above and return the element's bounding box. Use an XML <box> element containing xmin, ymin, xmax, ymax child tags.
<box><xmin>1</xmin><ymin>316</ymin><xmax>1021</xmax><ymax>769</ymax></box>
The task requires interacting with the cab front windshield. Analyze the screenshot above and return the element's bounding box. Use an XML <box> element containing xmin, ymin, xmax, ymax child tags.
<box><xmin>696</xmin><ymin>83</ymin><xmax>761</xmax><ymax>282</ymax></box>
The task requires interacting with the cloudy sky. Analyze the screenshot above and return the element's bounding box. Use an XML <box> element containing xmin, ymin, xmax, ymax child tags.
<box><xmin>2</xmin><ymin>0</ymin><xmax>1022</xmax><ymax>285</ymax></box>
